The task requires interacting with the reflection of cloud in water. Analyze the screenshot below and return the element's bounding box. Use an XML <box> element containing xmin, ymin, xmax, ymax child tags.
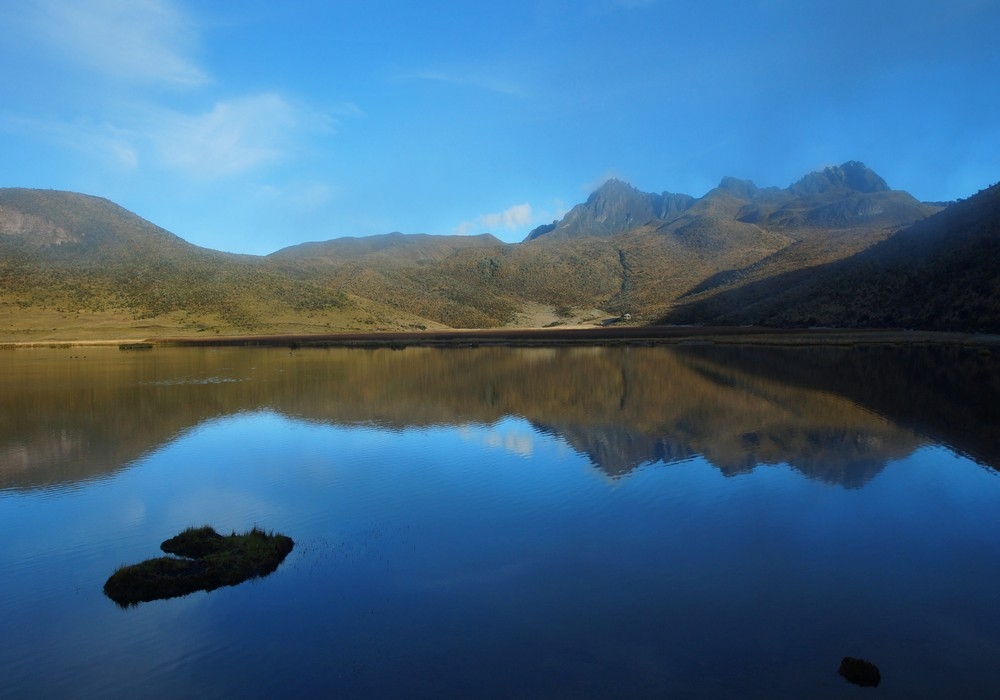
<box><xmin>457</xmin><ymin>424</ymin><xmax>536</xmax><ymax>458</ymax></box>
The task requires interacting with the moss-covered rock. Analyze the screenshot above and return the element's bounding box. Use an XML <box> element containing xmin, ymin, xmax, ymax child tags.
<box><xmin>104</xmin><ymin>526</ymin><xmax>293</xmax><ymax>607</ymax></box>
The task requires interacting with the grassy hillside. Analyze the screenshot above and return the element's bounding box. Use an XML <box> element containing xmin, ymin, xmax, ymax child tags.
<box><xmin>0</xmin><ymin>190</ymin><xmax>438</xmax><ymax>339</ymax></box>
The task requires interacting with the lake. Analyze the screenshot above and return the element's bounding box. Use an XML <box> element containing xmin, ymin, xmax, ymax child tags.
<box><xmin>3</xmin><ymin>342</ymin><xmax>1000</xmax><ymax>698</ymax></box>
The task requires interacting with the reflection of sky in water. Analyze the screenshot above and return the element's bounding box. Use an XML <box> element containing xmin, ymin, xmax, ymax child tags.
<box><xmin>4</xmin><ymin>411</ymin><xmax>1000</xmax><ymax>699</ymax></box>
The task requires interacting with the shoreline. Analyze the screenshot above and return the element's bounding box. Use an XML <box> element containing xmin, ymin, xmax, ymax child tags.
<box><xmin>4</xmin><ymin>326</ymin><xmax>999</xmax><ymax>349</ymax></box>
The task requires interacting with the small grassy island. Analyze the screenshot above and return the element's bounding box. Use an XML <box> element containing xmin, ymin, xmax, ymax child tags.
<box><xmin>104</xmin><ymin>526</ymin><xmax>294</xmax><ymax>607</ymax></box>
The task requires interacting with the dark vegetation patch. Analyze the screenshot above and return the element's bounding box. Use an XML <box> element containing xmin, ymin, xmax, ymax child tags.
<box><xmin>103</xmin><ymin>525</ymin><xmax>294</xmax><ymax>607</ymax></box>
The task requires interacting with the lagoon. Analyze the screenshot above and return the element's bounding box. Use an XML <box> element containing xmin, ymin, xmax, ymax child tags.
<box><xmin>2</xmin><ymin>343</ymin><xmax>1000</xmax><ymax>698</ymax></box>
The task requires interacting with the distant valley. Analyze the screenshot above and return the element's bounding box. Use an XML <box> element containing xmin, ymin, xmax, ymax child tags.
<box><xmin>1</xmin><ymin>161</ymin><xmax>997</xmax><ymax>341</ymax></box>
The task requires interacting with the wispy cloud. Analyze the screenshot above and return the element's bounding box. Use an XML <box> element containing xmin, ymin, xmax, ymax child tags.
<box><xmin>30</xmin><ymin>0</ymin><xmax>208</xmax><ymax>86</ymax></box>
<box><xmin>3</xmin><ymin>91</ymin><xmax>342</xmax><ymax>181</ymax></box>
<box><xmin>151</xmin><ymin>94</ymin><xmax>302</xmax><ymax>178</ymax></box>
<box><xmin>454</xmin><ymin>203</ymin><xmax>534</xmax><ymax>236</ymax></box>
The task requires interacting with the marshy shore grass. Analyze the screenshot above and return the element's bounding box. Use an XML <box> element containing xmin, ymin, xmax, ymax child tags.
<box><xmin>6</xmin><ymin>326</ymin><xmax>1000</xmax><ymax>351</ymax></box>
<box><xmin>154</xmin><ymin>326</ymin><xmax>1000</xmax><ymax>349</ymax></box>
<box><xmin>104</xmin><ymin>525</ymin><xmax>294</xmax><ymax>607</ymax></box>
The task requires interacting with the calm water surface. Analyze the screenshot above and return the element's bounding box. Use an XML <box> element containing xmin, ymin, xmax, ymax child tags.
<box><xmin>2</xmin><ymin>344</ymin><xmax>1000</xmax><ymax>698</ymax></box>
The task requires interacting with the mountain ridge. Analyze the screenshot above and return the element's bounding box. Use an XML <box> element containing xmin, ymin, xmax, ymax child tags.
<box><xmin>525</xmin><ymin>161</ymin><xmax>935</xmax><ymax>243</ymax></box>
<box><xmin>2</xmin><ymin>161</ymin><xmax>995</xmax><ymax>341</ymax></box>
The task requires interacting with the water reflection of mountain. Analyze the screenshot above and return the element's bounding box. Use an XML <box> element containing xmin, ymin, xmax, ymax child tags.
<box><xmin>532</xmin><ymin>422</ymin><xmax>900</xmax><ymax>487</ymax></box>
<box><xmin>673</xmin><ymin>343</ymin><xmax>1000</xmax><ymax>471</ymax></box>
<box><xmin>2</xmin><ymin>342</ymin><xmax>996</xmax><ymax>492</ymax></box>
<box><xmin>531</xmin><ymin>423</ymin><xmax>697</xmax><ymax>478</ymax></box>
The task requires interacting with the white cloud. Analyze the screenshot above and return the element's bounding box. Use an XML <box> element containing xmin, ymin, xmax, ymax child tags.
<box><xmin>454</xmin><ymin>203</ymin><xmax>534</xmax><ymax>236</ymax></box>
<box><xmin>31</xmin><ymin>0</ymin><xmax>208</xmax><ymax>86</ymax></box>
<box><xmin>152</xmin><ymin>94</ymin><xmax>301</xmax><ymax>178</ymax></box>
<box><xmin>3</xmin><ymin>90</ymin><xmax>343</xmax><ymax>181</ymax></box>
<box><xmin>482</xmin><ymin>203</ymin><xmax>533</xmax><ymax>229</ymax></box>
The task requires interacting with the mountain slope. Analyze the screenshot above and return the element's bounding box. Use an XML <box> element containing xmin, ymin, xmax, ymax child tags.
<box><xmin>0</xmin><ymin>188</ymin><xmax>202</xmax><ymax>259</ymax></box>
<box><xmin>270</xmin><ymin>231</ymin><xmax>502</xmax><ymax>262</ymax></box>
<box><xmin>519</xmin><ymin>162</ymin><xmax>941</xmax><ymax>322</ymax></box>
<box><xmin>0</xmin><ymin>190</ymin><xmax>398</xmax><ymax>337</ymax></box>
<box><xmin>662</xmin><ymin>181</ymin><xmax>1000</xmax><ymax>331</ymax></box>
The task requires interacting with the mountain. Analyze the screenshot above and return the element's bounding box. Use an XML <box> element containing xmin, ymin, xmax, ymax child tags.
<box><xmin>662</xmin><ymin>180</ymin><xmax>1000</xmax><ymax>331</ymax></box>
<box><xmin>0</xmin><ymin>189</ymin><xmax>407</xmax><ymax>337</ymax></box>
<box><xmin>0</xmin><ymin>188</ymin><xmax>203</xmax><ymax>258</ymax></box>
<box><xmin>517</xmin><ymin>161</ymin><xmax>942</xmax><ymax>323</ymax></box>
<box><xmin>527</xmin><ymin>161</ymin><xmax>934</xmax><ymax>243</ymax></box>
<box><xmin>3</xmin><ymin>162</ymin><xmax>993</xmax><ymax>341</ymax></box>
<box><xmin>525</xmin><ymin>179</ymin><xmax>695</xmax><ymax>240</ymax></box>
<box><xmin>789</xmin><ymin>160</ymin><xmax>890</xmax><ymax>195</ymax></box>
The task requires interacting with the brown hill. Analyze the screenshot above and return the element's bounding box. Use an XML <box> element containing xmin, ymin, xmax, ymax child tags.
<box><xmin>0</xmin><ymin>190</ymin><xmax>395</xmax><ymax>338</ymax></box>
<box><xmin>270</xmin><ymin>231</ymin><xmax>502</xmax><ymax>262</ymax></box>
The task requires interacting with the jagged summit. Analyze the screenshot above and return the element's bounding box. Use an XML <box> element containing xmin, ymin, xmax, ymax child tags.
<box><xmin>587</xmin><ymin>177</ymin><xmax>637</xmax><ymax>199</ymax></box>
<box><xmin>525</xmin><ymin>178</ymin><xmax>694</xmax><ymax>241</ymax></box>
<box><xmin>714</xmin><ymin>177</ymin><xmax>760</xmax><ymax>199</ymax></box>
<box><xmin>525</xmin><ymin>161</ymin><xmax>915</xmax><ymax>242</ymax></box>
<box><xmin>790</xmin><ymin>161</ymin><xmax>890</xmax><ymax>195</ymax></box>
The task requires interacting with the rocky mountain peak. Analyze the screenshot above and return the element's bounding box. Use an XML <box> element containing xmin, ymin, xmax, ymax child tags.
<box><xmin>790</xmin><ymin>161</ymin><xmax>890</xmax><ymax>195</ymax></box>
<box><xmin>525</xmin><ymin>162</ymin><xmax>910</xmax><ymax>242</ymax></box>
<box><xmin>715</xmin><ymin>177</ymin><xmax>760</xmax><ymax>199</ymax></box>
<box><xmin>525</xmin><ymin>178</ymin><xmax>694</xmax><ymax>241</ymax></box>
<box><xmin>587</xmin><ymin>178</ymin><xmax>639</xmax><ymax>201</ymax></box>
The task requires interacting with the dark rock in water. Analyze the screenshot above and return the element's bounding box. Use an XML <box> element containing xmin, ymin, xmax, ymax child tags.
<box><xmin>839</xmin><ymin>656</ymin><xmax>881</xmax><ymax>687</ymax></box>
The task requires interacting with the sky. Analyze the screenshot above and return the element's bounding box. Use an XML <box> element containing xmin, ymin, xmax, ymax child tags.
<box><xmin>1</xmin><ymin>0</ymin><xmax>998</xmax><ymax>255</ymax></box>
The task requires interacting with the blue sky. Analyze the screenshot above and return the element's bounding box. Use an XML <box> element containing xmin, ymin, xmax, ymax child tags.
<box><xmin>1</xmin><ymin>0</ymin><xmax>997</xmax><ymax>255</ymax></box>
